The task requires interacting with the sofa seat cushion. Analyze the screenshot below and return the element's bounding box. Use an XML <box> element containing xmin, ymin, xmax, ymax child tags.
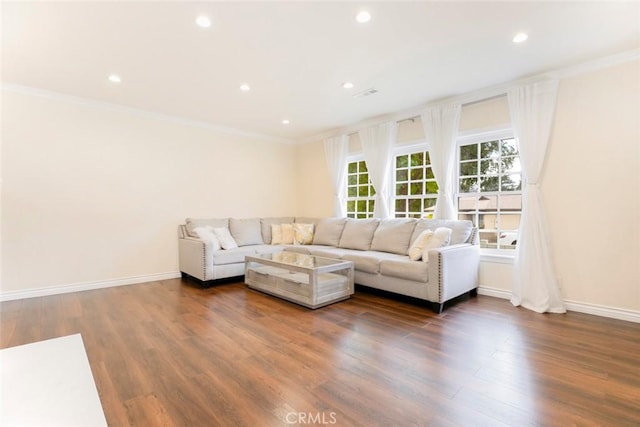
<box><xmin>379</xmin><ymin>258</ymin><xmax>429</xmax><ymax>282</ymax></box>
<box><xmin>283</xmin><ymin>245</ymin><xmax>311</xmax><ymax>255</ymax></box>
<box><xmin>341</xmin><ymin>250</ymin><xmax>406</xmax><ymax>274</ymax></box>
<box><xmin>308</xmin><ymin>247</ymin><xmax>349</xmax><ymax>260</ymax></box>
<box><xmin>211</xmin><ymin>246</ymin><xmax>257</xmax><ymax>265</ymax></box>
<box><xmin>251</xmin><ymin>244</ymin><xmax>284</xmax><ymax>255</ymax></box>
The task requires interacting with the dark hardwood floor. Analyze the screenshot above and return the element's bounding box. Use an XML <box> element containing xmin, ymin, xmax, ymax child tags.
<box><xmin>1</xmin><ymin>279</ymin><xmax>639</xmax><ymax>426</ymax></box>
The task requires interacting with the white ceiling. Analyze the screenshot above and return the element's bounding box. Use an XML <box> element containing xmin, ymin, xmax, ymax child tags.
<box><xmin>2</xmin><ymin>1</ymin><xmax>639</xmax><ymax>141</ymax></box>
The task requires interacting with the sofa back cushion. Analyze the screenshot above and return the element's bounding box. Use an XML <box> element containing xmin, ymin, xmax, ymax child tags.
<box><xmin>410</xmin><ymin>219</ymin><xmax>474</xmax><ymax>246</ymax></box>
<box><xmin>312</xmin><ymin>218</ymin><xmax>347</xmax><ymax>246</ymax></box>
<box><xmin>338</xmin><ymin>218</ymin><xmax>380</xmax><ymax>251</ymax></box>
<box><xmin>261</xmin><ymin>217</ymin><xmax>295</xmax><ymax>244</ymax></box>
<box><xmin>230</xmin><ymin>218</ymin><xmax>264</xmax><ymax>246</ymax></box>
<box><xmin>370</xmin><ymin>218</ymin><xmax>417</xmax><ymax>255</ymax></box>
<box><xmin>294</xmin><ymin>217</ymin><xmax>321</xmax><ymax>225</ymax></box>
<box><xmin>185</xmin><ymin>218</ymin><xmax>229</xmax><ymax>238</ymax></box>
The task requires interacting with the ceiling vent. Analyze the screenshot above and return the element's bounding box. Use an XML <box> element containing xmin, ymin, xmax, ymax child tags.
<box><xmin>353</xmin><ymin>87</ymin><xmax>378</xmax><ymax>98</ymax></box>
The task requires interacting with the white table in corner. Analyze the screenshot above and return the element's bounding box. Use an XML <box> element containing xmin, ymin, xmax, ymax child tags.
<box><xmin>245</xmin><ymin>252</ymin><xmax>354</xmax><ymax>309</ymax></box>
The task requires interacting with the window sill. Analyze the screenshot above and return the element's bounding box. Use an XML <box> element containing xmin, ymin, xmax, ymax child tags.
<box><xmin>480</xmin><ymin>251</ymin><xmax>515</xmax><ymax>264</ymax></box>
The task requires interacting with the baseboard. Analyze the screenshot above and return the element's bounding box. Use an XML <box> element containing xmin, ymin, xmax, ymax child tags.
<box><xmin>563</xmin><ymin>300</ymin><xmax>640</xmax><ymax>324</ymax></box>
<box><xmin>478</xmin><ymin>286</ymin><xmax>640</xmax><ymax>324</ymax></box>
<box><xmin>477</xmin><ymin>286</ymin><xmax>511</xmax><ymax>300</ymax></box>
<box><xmin>0</xmin><ymin>271</ymin><xmax>182</xmax><ymax>302</ymax></box>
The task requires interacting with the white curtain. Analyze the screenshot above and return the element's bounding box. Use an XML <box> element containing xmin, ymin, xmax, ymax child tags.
<box><xmin>359</xmin><ymin>122</ymin><xmax>398</xmax><ymax>218</ymax></box>
<box><xmin>323</xmin><ymin>135</ymin><xmax>349</xmax><ymax>217</ymax></box>
<box><xmin>508</xmin><ymin>79</ymin><xmax>566</xmax><ymax>313</ymax></box>
<box><xmin>421</xmin><ymin>104</ymin><xmax>462</xmax><ymax>220</ymax></box>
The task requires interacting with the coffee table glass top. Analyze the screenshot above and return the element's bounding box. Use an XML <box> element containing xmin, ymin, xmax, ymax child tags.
<box><xmin>249</xmin><ymin>252</ymin><xmax>346</xmax><ymax>269</ymax></box>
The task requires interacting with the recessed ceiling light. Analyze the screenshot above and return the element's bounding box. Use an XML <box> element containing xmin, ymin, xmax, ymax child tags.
<box><xmin>282</xmin><ymin>119</ymin><xmax>290</xmax><ymax>125</ymax></box>
<box><xmin>356</xmin><ymin>11</ymin><xmax>371</xmax><ymax>23</ymax></box>
<box><xmin>342</xmin><ymin>82</ymin><xmax>354</xmax><ymax>89</ymax></box>
<box><xmin>513</xmin><ymin>32</ymin><xmax>528</xmax><ymax>43</ymax></box>
<box><xmin>196</xmin><ymin>15</ymin><xmax>211</xmax><ymax>28</ymax></box>
<box><xmin>108</xmin><ymin>74</ymin><xmax>121</xmax><ymax>83</ymax></box>
<box><xmin>239</xmin><ymin>83</ymin><xmax>251</xmax><ymax>92</ymax></box>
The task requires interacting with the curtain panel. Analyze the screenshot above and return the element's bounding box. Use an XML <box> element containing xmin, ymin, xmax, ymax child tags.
<box><xmin>358</xmin><ymin>122</ymin><xmax>398</xmax><ymax>218</ymax></box>
<box><xmin>421</xmin><ymin>104</ymin><xmax>462</xmax><ymax>220</ymax></box>
<box><xmin>508</xmin><ymin>79</ymin><xmax>566</xmax><ymax>314</ymax></box>
<box><xmin>323</xmin><ymin>135</ymin><xmax>349</xmax><ymax>217</ymax></box>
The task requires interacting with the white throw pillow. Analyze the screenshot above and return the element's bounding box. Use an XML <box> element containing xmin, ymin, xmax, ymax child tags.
<box><xmin>293</xmin><ymin>223</ymin><xmax>315</xmax><ymax>245</ymax></box>
<box><xmin>192</xmin><ymin>226</ymin><xmax>222</xmax><ymax>251</ymax></box>
<box><xmin>421</xmin><ymin>227</ymin><xmax>452</xmax><ymax>262</ymax></box>
<box><xmin>280</xmin><ymin>223</ymin><xmax>294</xmax><ymax>244</ymax></box>
<box><xmin>408</xmin><ymin>229</ymin><xmax>433</xmax><ymax>261</ymax></box>
<box><xmin>271</xmin><ymin>224</ymin><xmax>283</xmax><ymax>245</ymax></box>
<box><xmin>212</xmin><ymin>227</ymin><xmax>238</xmax><ymax>250</ymax></box>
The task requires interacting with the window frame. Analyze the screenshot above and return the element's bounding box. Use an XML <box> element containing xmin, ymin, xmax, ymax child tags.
<box><xmin>456</xmin><ymin>128</ymin><xmax>521</xmax><ymax>256</ymax></box>
<box><xmin>345</xmin><ymin>154</ymin><xmax>376</xmax><ymax>219</ymax></box>
<box><xmin>391</xmin><ymin>142</ymin><xmax>439</xmax><ymax>219</ymax></box>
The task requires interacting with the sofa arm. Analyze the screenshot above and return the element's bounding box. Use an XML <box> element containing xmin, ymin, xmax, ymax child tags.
<box><xmin>179</xmin><ymin>237</ymin><xmax>213</xmax><ymax>281</ymax></box>
<box><xmin>427</xmin><ymin>243</ymin><xmax>479</xmax><ymax>304</ymax></box>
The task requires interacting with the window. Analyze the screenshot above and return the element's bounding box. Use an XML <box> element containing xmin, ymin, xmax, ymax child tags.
<box><xmin>457</xmin><ymin>135</ymin><xmax>521</xmax><ymax>250</ymax></box>
<box><xmin>346</xmin><ymin>159</ymin><xmax>375</xmax><ymax>218</ymax></box>
<box><xmin>394</xmin><ymin>150</ymin><xmax>438</xmax><ymax>218</ymax></box>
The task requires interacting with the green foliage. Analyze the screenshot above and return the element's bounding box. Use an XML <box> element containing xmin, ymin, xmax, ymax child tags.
<box><xmin>459</xmin><ymin>139</ymin><xmax>520</xmax><ymax>193</ymax></box>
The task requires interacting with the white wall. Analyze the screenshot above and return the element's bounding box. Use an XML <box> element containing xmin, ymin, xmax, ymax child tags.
<box><xmin>294</xmin><ymin>60</ymin><xmax>640</xmax><ymax>314</ymax></box>
<box><xmin>294</xmin><ymin>141</ymin><xmax>334</xmax><ymax>218</ymax></box>
<box><xmin>545</xmin><ymin>60</ymin><xmax>639</xmax><ymax>311</ymax></box>
<box><xmin>1</xmin><ymin>89</ymin><xmax>297</xmax><ymax>294</ymax></box>
<box><xmin>3</xmin><ymin>59</ymin><xmax>638</xmax><ymax>316</ymax></box>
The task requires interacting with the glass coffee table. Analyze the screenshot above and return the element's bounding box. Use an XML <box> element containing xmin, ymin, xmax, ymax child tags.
<box><xmin>245</xmin><ymin>252</ymin><xmax>354</xmax><ymax>309</ymax></box>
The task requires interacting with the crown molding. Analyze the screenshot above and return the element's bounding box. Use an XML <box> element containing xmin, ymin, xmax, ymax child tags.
<box><xmin>299</xmin><ymin>48</ymin><xmax>640</xmax><ymax>145</ymax></box>
<box><xmin>1</xmin><ymin>83</ymin><xmax>296</xmax><ymax>145</ymax></box>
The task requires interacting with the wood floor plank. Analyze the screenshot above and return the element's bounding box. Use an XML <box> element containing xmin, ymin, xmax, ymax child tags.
<box><xmin>1</xmin><ymin>279</ymin><xmax>639</xmax><ymax>426</ymax></box>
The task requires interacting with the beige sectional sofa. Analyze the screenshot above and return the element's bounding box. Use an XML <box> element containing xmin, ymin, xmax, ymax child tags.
<box><xmin>178</xmin><ymin>216</ymin><xmax>479</xmax><ymax>312</ymax></box>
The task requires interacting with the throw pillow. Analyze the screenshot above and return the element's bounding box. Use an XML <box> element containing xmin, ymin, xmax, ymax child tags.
<box><xmin>192</xmin><ymin>226</ymin><xmax>222</xmax><ymax>251</ymax></box>
<box><xmin>411</xmin><ymin>219</ymin><xmax>473</xmax><ymax>246</ymax></box>
<box><xmin>293</xmin><ymin>223</ymin><xmax>315</xmax><ymax>245</ymax></box>
<box><xmin>270</xmin><ymin>224</ymin><xmax>283</xmax><ymax>245</ymax></box>
<box><xmin>408</xmin><ymin>229</ymin><xmax>434</xmax><ymax>261</ymax></box>
<box><xmin>185</xmin><ymin>218</ymin><xmax>229</xmax><ymax>238</ymax></box>
<box><xmin>281</xmin><ymin>223</ymin><xmax>295</xmax><ymax>244</ymax></box>
<box><xmin>261</xmin><ymin>217</ymin><xmax>294</xmax><ymax>244</ymax></box>
<box><xmin>421</xmin><ymin>227</ymin><xmax>452</xmax><ymax>262</ymax></box>
<box><xmin>212</xmin><ymin>227</ymin><xmax>238</xmax><ymax>250</ymax></box>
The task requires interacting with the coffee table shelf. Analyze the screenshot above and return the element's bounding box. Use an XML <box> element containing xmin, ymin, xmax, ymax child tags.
<box><xmin>245</xmin><ymin>252</ymin><xmax>354</xmax><ymax>309</ymax></box>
